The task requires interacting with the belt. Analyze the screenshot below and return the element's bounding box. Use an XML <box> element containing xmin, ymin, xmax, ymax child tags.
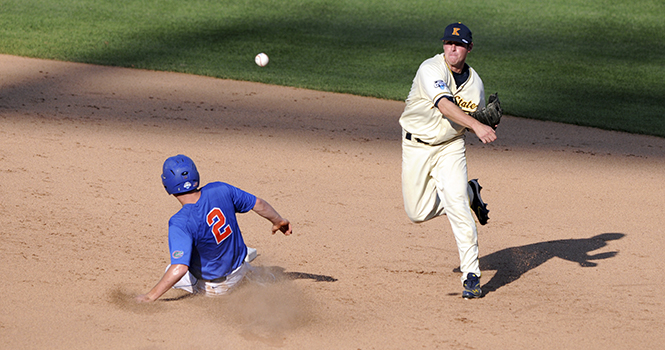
<box><xmin>405</xmin><ymin>132</ymin><xmax>463</xmax><ymax>147</ymax></box>
<box><xmin>405</xmin><ymin>132</ymin><xmax>430</xmax><ymax>145</ymax></box>
<box><xmin>202</xmin><ymin>275</ymin><xmax>227</xmax><ymax>283</ymax></box>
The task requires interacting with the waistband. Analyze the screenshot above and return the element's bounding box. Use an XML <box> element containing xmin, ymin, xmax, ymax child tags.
<box><xmin>405</xmin><ymin>132</ymin><xmax>430</xmax><ymax>145</ymax></box>
<box><xmin>405</xmin><ymin>132</ymin><xmax>462</xmax><ymax>146</ymax></box>
<box><xmin>201</xmin><ymin>275</ymin><xmax>227</xmax><ymax>283</ymax></box>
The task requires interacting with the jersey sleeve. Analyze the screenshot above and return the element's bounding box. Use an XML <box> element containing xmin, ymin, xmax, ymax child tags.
<box><xmin>417</xmin><ymin>61</ymin><xmax>453</xmax><ymax>105</ymax></box>
<box><xmin>168</xmin><ymin>224</ymin><xmax>193</xmax><ymax>266</ymax></box>
<box><xmin>229</xmin><ymin>185</ymin><xmax>257</xmax><ymax>213</ymax></box>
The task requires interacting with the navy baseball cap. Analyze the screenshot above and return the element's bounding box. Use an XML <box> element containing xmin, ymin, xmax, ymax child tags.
<box><xmin>441</xmin><ymin>22</ymin><xmax>473</xmax><ymax>44</ymax></box>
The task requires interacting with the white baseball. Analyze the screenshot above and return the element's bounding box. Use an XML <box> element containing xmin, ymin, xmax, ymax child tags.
<box><xmin>255</xmin><ymin>53</ymin><xmax>269</xmax><ymax>67</ymax></box>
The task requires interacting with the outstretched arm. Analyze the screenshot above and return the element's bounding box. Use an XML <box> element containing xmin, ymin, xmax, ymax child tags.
<box><xmin>438</xmin><ymin>98</ymin><xmax>496</xmax><ymax>144</ymax></box>
<box><xmin>252</xmin><ymin>197</ymin><xmax>292</xmax><ymax>235</ymax></box>
<box><xmin>135</xmin><ymin>264</ymin><xmax>189</xmax><ymax>303</ymax></box>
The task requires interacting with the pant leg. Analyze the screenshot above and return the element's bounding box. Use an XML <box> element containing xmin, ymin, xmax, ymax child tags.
<box><xmin>197</xmin><ymin>262</ymin><xmax>249</xmax><ymax>296</ymax></box>
<box><xmin>430</xmin><ymin>138</ymin><xmax>481</xmax><ymax>282</ymax></box>
<box><xmin>401</xmin><ymin>136</ymin><xmax>446</xmax><ymax>222</ymax></box>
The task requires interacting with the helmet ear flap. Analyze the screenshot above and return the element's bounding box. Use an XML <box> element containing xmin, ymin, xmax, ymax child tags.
<box><xmin>161</xmin><ymin>155</ymin><xmax>200</xmax><ymax>195</ymax></box>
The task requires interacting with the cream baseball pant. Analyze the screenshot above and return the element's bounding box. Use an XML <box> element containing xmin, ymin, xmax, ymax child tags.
<box><xmin>401</xmin><ymin>133</ymin><xmax>480</xmax><ymax>283</ymax></box>
<box><xmin>170</xmin><ymin>262</ymin><xmax>249</xmax><ymax>296</ymax></box>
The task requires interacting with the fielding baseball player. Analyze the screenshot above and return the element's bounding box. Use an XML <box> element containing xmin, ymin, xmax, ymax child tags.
<box><xmin>136</xmin><ymin>154</ymin><xmax>292</xmax><ymax>302</ymax></box>
<box><xmin>399</xmin><ymin>22</ymin><xmax>502</xmax><ymax>298</ymax></box>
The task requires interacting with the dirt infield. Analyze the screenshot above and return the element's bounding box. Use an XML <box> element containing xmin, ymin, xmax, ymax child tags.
<box><xmin>1</xmin><ymin>54</ymin><xmax>664</xmax><ymax>349</ymax></box>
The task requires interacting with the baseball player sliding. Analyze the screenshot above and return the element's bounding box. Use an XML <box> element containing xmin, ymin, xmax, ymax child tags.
<box><xmin>136</xmin><ymin>155</ymin><xmax>292</xmax><ymax>302</ymax></box>
<box><xmin>399</xmin><ymin>22</ymin><xmax>502</xmax><ymax>298</ymax></box>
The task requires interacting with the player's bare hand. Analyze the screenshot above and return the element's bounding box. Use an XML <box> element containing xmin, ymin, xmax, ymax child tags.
<box><xmin>472</xmin><ymin>123</ymin><xmax>497</xmax><ymax>144</ymax></box>
<box><xmin>135</xmin><ymin>294</ymin><xmax>154</xmax><ymax>303</ymax></box>
<box><xmin>272</xmin><ymin>219</ymin><xmax>292</xmax><ymax>236</ymax></box>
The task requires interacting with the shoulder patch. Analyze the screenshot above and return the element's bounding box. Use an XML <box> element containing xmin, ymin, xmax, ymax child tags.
<box><xmin>172</xmin><ymin>250</ymin><xmax>184</xmax><ymax>259</ymax></box>
<box><xmin>434</xmin><ymin>80</ymin><xmax>447</xmax><ymax>90</ymax></box>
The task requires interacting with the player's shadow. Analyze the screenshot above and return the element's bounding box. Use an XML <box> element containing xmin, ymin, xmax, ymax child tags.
<box><xmin>249</xmin><ymin>265</ymin><xmax>338</xmax><ymax>283</ymax></box>
<box><xmin>270</xmin><ymin>266</ymin><xmax>338</xmax><ymax>282</ymax></box>
<box><xmin>457</xmin><ymin>233</ymin><xmax>624</xmax><ymax>295</ymax></box>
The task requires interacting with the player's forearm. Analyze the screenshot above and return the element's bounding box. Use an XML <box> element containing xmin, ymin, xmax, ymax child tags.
<box><xmin>438</xmin><ymin>98</ymin><xmax>483</xmax><ymax>130</ymax></box>
<box><xmin>141</xmin><ymin>264</ymin><xmax>189</xmax><ymax>302</ymax></box>
<box><xmin>253</xmin><ymin>197</ymin><xmax>292</xmax><ymax>235</ymax></box>
<box><xmin>253</xmin><ymin>197</ymin><xmax>285</xmax><ymax>224</ymax></box>
<box><xmin>438</xmin><ymin>99</ymin><xmax>496</xmax><ymax>143</ymax></box>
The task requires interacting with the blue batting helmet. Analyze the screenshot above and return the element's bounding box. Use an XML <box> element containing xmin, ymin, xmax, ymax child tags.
<box><xmin>161</xmin><ymin>154</ymin><xmax>200</xmax><ymax>195</ymax></box>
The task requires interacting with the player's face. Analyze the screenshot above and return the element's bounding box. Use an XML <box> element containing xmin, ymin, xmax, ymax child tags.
<box><xmin>443</xmin><ymin>41</ymin><xmax>472</xmax><ymax>72</ymax></box>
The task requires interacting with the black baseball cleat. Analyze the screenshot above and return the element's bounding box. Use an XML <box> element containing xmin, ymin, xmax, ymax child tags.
<box><xmin>468</xmin><ymin>179</ymin><xmax>489</xmax><ymax>225</ymax></box>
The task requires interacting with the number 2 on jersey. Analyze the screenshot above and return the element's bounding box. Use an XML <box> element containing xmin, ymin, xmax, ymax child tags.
<box><xmin>206</xmin><ymin>207</ymin><xmax>232</xmax><ymax>244</ymax></box>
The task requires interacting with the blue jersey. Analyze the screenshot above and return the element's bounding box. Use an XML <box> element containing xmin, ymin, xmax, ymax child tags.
<box><xmin>167</xmin><ymin>182</ymin><xmax>257</xmax><ymax>280</ymax></box>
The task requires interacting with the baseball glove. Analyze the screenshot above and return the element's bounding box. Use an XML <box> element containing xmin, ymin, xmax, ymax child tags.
<box><xmin>470</xmin><ymin>93</ymin><xmax>502</xmax><ymax>129</ymax></box>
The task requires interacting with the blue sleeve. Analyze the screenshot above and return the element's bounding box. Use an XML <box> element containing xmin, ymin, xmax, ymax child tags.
<box><xmin>168</xmin><ymin>224</ymin><xmax>193</xmax><ymax>266</ymax></box>
<box><xmin>229</xmin><ymin>185</ymin><xmax>257</xmax><ymax>214</ymax></box>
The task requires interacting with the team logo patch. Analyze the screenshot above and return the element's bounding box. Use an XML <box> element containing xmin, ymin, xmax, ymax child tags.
<box><xmin>172</xmin><ymin>250</ymin><xmax>184</xmax><ymax>259</ymax></box>
<box><xmin>434</xmin><ymin>80</ymin><xmax>447</xmax><ymax>90</ymax></box>
<box><xmin>183</xmin><ymin>181</ymin><xmax>192</xmax><ymax>190</ymax></box>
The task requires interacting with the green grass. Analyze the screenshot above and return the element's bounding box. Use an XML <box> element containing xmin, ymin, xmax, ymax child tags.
<box><xmin>1</xmin><ymin>0</ymin><xmax>664</xmax><ymax>137</ymax></box>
